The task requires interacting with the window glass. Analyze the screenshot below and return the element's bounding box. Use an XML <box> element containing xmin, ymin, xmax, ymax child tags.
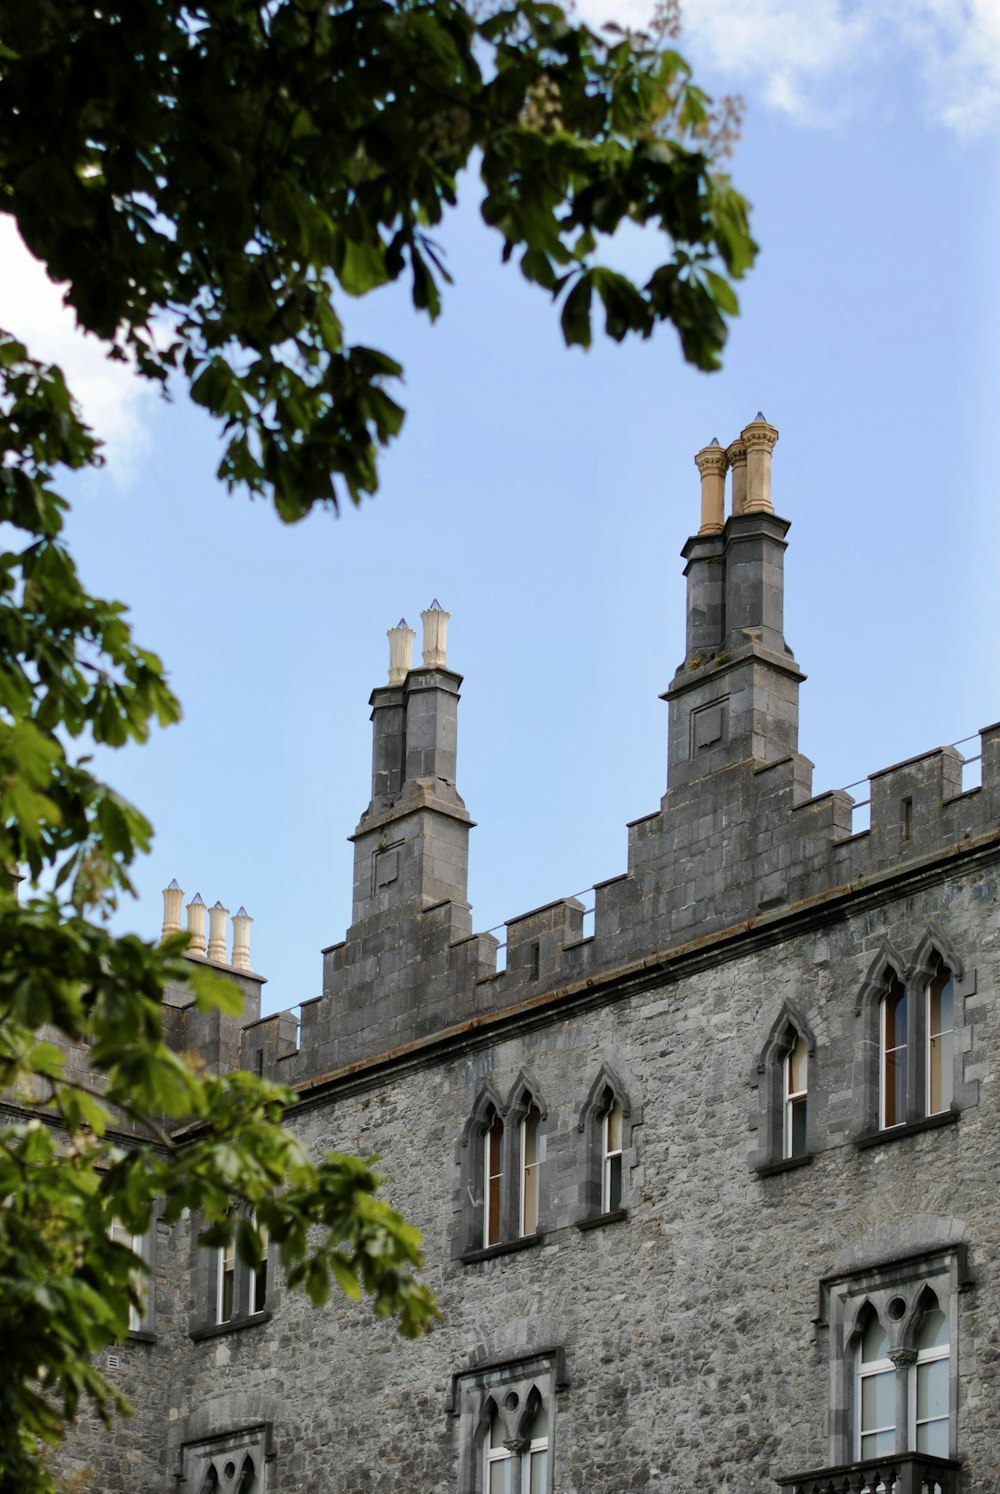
<box><xmin>521</xmin><ymin>1107</ymin><xmax>540</xmax><ymax>1236</ymax></box>
<box><xmin>528</xmin><ymin>1449</ymin><xmax>548</xmax><ymax>1494</ymax></box>
<box><xmin>485</xmin><ymin>1116</ymin><xmax>504</xmax><ymax>1247</ymax></box>
<box><xmin>109</xmin><ymin>1221</ymin><xmax>146</xmax><ymax>1331</ymax></box>
<box><xmin>880</xmin><ymin>976</ymin><xmax>908</xmax><ymax>1127</ymax></box>
<box><xmin>253</xmin><ymin>1223</ymin><xmax>268</xmax><ymax>1314</ymax></box>
<box><xmin>859</xmin><ymin>1312</ymin><xmax>895</xmax><ymax>1458</ymax></box>
<box><xmin>218</xmin><ymin>1239</ymin><xmax>235</xmax><ymax>1323</ymax></box>
<box><xmin>603</xmin><ymin>1098</ymin><xmax>623</xmax><ymax>1212</ymax></box>
<box><xmin>927</xmin><ymin>964</ymin><xmax>954</xmax><ymax>1115</ymax></box>
<box><xmin>487</xmin><ymin>1409</ymin><xmax>513</xmax><ymax>1494</ymax></box>
<box><xmin>915</xmin><ymin>1293</ymin><xmax>950</xmax><ymax>1455</ymax></box>
<box><xmin>783</xmin><ymin>1034</ymin><xmax>808</xmax><ymax>1158</ymax></box>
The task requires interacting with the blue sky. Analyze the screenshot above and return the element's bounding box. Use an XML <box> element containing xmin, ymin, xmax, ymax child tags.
<box><xmin>2</xmin><ymin>1</ymin><xmax>998</xmax><ymax>1017</ymax></box>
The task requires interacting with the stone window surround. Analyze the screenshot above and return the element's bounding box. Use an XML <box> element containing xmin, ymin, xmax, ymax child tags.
<box><xmin>817</xmin><ymin>1244</ymin><xmax>970</xmax><ymax>1467</ymax></box>
<box><xmin>452</xmin><ymin>1348</ymin><xmax>567</xmax><ymax>1494</ymax></box>
<box><xmin>574</xmin><ymin>1064</ymin><xmax>638</xmax><ymax>1226</ymax></box>
<box><xmin>753</xmin><ymin>1001</ymin><xmax>816</xmax><ymax>1175</ymax></box>
<box><xmin>188</xmin><ymin>1209</ymin><xmax>276</xmax><ymax>1341</ymax></box>
<box><xmin>457</xmin><ymin>1074</ymin><xmax>548</xmax><ymax>1261</ymax></box>
<box><xmin>178</xmin><ymin>1421</ymin><xmax>273</xmax><ymax>1492</ymax></box>
<box><xmin>853</xmin><ymin>930</ymin><xmax>977</xmax><ymax>1144</ymax></box>
<box><xmin>108</xmin><ymin>1213</ymin><xmax>158</xmax><ymax>1340</ymax></box>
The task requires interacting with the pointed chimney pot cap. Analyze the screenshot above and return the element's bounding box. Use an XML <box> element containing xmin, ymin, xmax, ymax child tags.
<box><xmin>167</xmin><ymin>878</ymin><xmax>181</xmax><ymax>890</ymax></box>
<box><xmin>235</xmin><ymin>906</ymin><xmax>249</xmax><ymax>918</ymax></box>
<box><xmin>709</xmin><ymin>436</ymin><xmax>720</xmax><ymax>446</ymax></box>
<box><xmin>427</xmin><ymin>598</ymin><xmax>443</xmax><ymax>611</ymax></box>
<box><xmin>396</xmin><ymin>618</ymin><xmax>409</xmax><ymax>629</ymax></box>
<box><xmin>754</xmin><ymin>410</ymin><xmax>767</xmax><ymax>421</ymax></box>
<box><xmin>189</xmin><ymin>892</ymin><xmax>205</xmax><ymax>906</ymax></box>
<box><xmin>211</xmin><ymin>900</ymin><xmax>228</xmax><ymax>911</ymax></box>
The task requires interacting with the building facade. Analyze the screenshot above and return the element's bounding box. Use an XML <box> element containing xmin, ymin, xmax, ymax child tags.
<box><xmin>59</xmin><ymin>419</ymin><xmax>999</xmax><ymax>1493</ymax></box>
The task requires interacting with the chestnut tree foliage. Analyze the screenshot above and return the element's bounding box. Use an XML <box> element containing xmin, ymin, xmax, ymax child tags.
<box><xmin>0</xmin><ymin>0</ymin><xmax>755</xmax><ymax>1485</ymax></box>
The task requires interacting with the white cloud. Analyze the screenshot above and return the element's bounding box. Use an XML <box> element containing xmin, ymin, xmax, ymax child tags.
<box><xmin>574</xmin><ymin>0</ymin><xmax>1000</xmax><ymax>136</ymax></box>
<box><xmin>0</xmin><ymin>218</ymin><xmax>155</xmax><ymax>486</ymax></box>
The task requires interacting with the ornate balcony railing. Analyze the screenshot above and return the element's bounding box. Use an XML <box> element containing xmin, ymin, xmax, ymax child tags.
<box><xmin>776</xmin><ymin>1453</ymin><xmax>961</xmax><ymax>1494</ymax></box>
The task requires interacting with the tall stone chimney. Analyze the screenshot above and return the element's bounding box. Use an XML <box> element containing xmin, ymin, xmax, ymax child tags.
<box><xmin>347</xmin><ymin>601</ymin><xmax>472</xmax><ymax>935</ymax></box>
<box><xmin>664</xmin><ymin>414</ymin><xmax>806</xmax><ymax>792</ymax></box>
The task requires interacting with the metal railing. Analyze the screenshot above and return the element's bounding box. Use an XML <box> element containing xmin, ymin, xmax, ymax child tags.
<box><xmin>776</xmin><ymin>1451</ymin><xmax>961</xmax><ymax>1494</ymax></box>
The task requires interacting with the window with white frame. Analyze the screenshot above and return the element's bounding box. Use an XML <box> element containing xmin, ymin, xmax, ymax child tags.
<box><xmin>462</xmin><ymin>1079</ymin><xmax>546</xmax><ymax>1256</ymax></box>
<box><xmin>859</xmin><ymin>938</ymin><xmax>969</xmax><ymax>1138</ymax></box>
<box><xmin>485</xmin><ymin>1396</ymin><xmax>549</xmax><ymax>1494</ymax></box>
<box><xmin>879</xmin><ymin>968</ymin><xmax>908</xmax><ymax>1129</ymax></box>
<box><xmin>209</xmin><ymin>1210</ymin><xmax>269</xmax><ymax>1329</ymax></box>
<box><xmin>822</xmin><ymin>1246</ymin><xmax>963</xmax><ymax>1468</ymax></box>
<box><xmin>577</xmin><ymin>1066</ymin><xmax>635</xmax><ymax>1223</ymax></box>
<box><xmin>754</xmin><ymin>1004</ymin><xmax>814</xmax><ymax>1171</ymax></box>
<box><xmin>519</xmin><ymin>1105</ymin><xmax>541</xmax><ymax>1238</ymax></box>
<box><xmin>454</xmin><ymin>1350</ymin><xmax>562</xmax><ymax>1494</ymax></box>
<box><xmin>783</xmin><ymin>1033</ymin><xmax>809</xmax><ymax>1159</ymax></box>
<box><xmin>108</xmin><ymin>1219</ymin><xmax>149</xmax><ymax>1333</ymax></box>
<box><xmin>484</xmin><ymin>1110</ymin><xmax>504</xmax><ymax>1248</ymax></box>
<box><xmin>926</xmin><ymin>955</ymin><xmax>954</xmax><ymax>1117</ymax></box>
<box><xmin>602</xmin><ymin>1097</ymin><xmax>624</xmax><ymax>1213</ymax></box>
<box><xmin>854</xmin><ymin>1290</ymin><xmax>951</xmax><ymax>1460</ymax></box>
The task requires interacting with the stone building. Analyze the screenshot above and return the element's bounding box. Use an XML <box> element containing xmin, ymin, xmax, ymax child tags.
<box><xmin>60</xmin><ymin>418</ymin><xmax>999</xmax><ymax>1493</ymax></box>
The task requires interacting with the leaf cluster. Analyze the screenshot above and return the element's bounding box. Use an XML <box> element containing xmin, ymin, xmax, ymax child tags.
<box><xmin>1</xmin><ymin>0</ymin><xmax>756</xmax><ymax>517</ymax></box>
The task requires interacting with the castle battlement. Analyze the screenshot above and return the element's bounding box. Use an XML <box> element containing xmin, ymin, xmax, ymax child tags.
<box><xmin>174</xmin><ymin>420</ymin><xmax>998</xmax><ymax>1085</ymax></box>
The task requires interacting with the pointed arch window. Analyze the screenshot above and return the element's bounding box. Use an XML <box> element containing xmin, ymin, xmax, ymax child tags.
<box><xmin>860</xmin><ymin>938</ymin><xmax>969</xmax><ymax>1140</ymax></box>
<box><xmin>577</xmin><ymin>1067</ymin><xmax>636</xmax><ymax>1225</ymax></box>
<box><xmin>857</xmin><ymin>1310</ymin><xmax>895</xmax><ymax>1457</ymax></box>
<box><xmin>913</xmin><ymin>1290</ymin><xmax>950</xmax><ymax>1455</ymax></box>
<box><xmin>754</xmin><ymin>1005</ymin><xmax>815</xmax><ymax>1173</ymax></box>
<box><xmin>519</xmin><ymin>1106</ymin><xmax>541</xmax><ymax>1238</ymax></box>
<box><xmin>181</xmin><ymin>1426</ymin><xmax>270</xmax><ymax>1494</ymax></box>
<box><xmin>820</xmin><ymin>1250</ymin><xmax>961</xmax><ymax>1471</ymax></box>
<box><xmin>204</xmin><ymin>1208</ymin><xmax>270</xmax><ymax>1331</ymax></box>
<box><xmin>926</xmin><ymin>956</ymin><xmax>954</xmax><ymax>1116</ymax></box>
<box><xmin>456</xmin><ymin>1356</ymin><xmax>560</xmax><ymax>1494</ymax></box>
<box><xmin>461</xmin><ymin>1081</ymin><xmax>546</xmax><ymax>1258</ymax></box>
<box><xmin>879</xmin><ymin>969</ymin><xmax>908</xmax><ymax>1129</ymax></box>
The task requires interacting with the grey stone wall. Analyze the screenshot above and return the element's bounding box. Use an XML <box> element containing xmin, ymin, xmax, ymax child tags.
<box><xmin>58</xmin><ymin>849</ymin><xmax>1000</xmax><ymax>1492</ymax></box>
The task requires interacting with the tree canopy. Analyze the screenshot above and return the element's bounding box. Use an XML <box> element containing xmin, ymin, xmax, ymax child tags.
<box><xmin>0</xmin><ymin>1</ymin><xmax>755</xmax><ymax>1487</ymax></box>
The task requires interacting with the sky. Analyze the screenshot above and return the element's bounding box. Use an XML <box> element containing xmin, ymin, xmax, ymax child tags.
<box><xmin>1</xmin><ymin>0</ymin><xmax>998</xmax><ymax>1018</ymax></box>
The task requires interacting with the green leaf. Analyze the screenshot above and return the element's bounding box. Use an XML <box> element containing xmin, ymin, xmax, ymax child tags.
<box><xmin>560</xmin><ymin>274</ymin><xmax>593</xmax><ymax>348</ymax></box>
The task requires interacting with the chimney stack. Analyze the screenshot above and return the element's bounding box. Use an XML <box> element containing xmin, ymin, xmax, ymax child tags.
<box><xmin>741</xmin><ymin>413</ymin><xmax>779</xmax><ymax>514</ymax></box>
<box><xmin>694</xmin><ymin>440</ymin><xmax>727</xmax><ymax>535</ymax></box>
<box><xmin>726</xmin><ymin>438</ymin><xmax>748</xmax><ymax>515</ymax></box>
<box><xmin>231</xmin><ymin>906</ymin><xmax>253</xmax><ymax>971</ymax></box>
<box><xmin>186</xmin><ymin>892</ymin><xmax>207</xmax><ymax>955</ymax></box>
<box><xmin>161</xmin><ymin>879</ymin><xmax>183</xmax><ymax>939</ymax></box>
<box><xmin>421</xmin><ymin>600</ymin><xmax>449</xmax><ymax>668</ymax></box>
<box><xmin>387</xmin><ymin>619</ymin><xmax>415</xmax><ymax>685</ymax></box>
<box><xmin>207</xmin><ymin>901</ymin><xmax>229</xmax><ymax>963</ymax></box>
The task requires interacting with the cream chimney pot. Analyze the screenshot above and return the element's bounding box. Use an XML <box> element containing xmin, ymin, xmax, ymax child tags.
<box><xmin>726</xmin><ymin>439</ymin><xmax>748</xmax><ymax>515</ymax></box>
<box><xmin>161</xmin><ymin>879</ymin><xmax>183</xmax><ymax>940</ymax></box>
<box><xmin>387</xmin><ymin>619</ymin><xmax>416</xmax><ymax>685</ymax></box>
<box><xmin>694</xmin><ymin>440</ymin><xmax>727</xmax><ymax>534</ymax></box>
<box><xmin>231</xmin><ymin>906</ymin><xmax>253</xmax><ymax>971</ymax></box>
<box><xmin>421</xmin><ymin>600</ymin><xmax>450</xmax><ymax>668</ymax></box>
<box><xmin>740</xmin><ymin>413</ymin><xmax>779</xmax><ymax>514</ymax></box>
<box><xmin>186</xmin><ymin>893</ymin><xmax>207</xmax><ymax>956</ymax></box>
<box><xmin>207</xmin><ymin>900</ymin><xmax>230</xmax><ymax>964</ymax></box>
